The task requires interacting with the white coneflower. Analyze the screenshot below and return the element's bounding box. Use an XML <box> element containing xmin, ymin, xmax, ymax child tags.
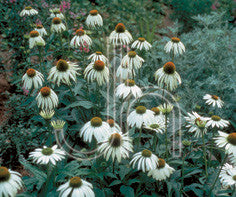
<box><xmin>144</xmin><ymin>118</ymin><xmax>165</xmax><ymax>134</ymax></box>
<box><xmin>115</xmin><ymin>79</ymin><xmax>142</xmax><ymax>99</ymax></box>
<box><xmin>29</xmin><ymin>30</ymin><xmax>45</xmax><ymax>49</ymax></box>
<box><xmin>147</xmin><ymin>158</ymin><xmax>175</xmax><ymax>181</ymax></box>
<box><xmin>35</xmin><ymin>24</ymin><xmax>47</xmax><ymax>37</ymax></box>
<box><xmin>164</xmin><ymin>37</ymin><xmax>185</xmax><ymax>56</ymax></box>
<box><xmin>57</xmin><ymin>177</ymin><xmax>95</xmax><ymax>197</ymax></box>
<box><xmin>151</xmin><ymin>107</ymin><xmax>165</xmax><ymax>122</ymax></box>
<box><xmin>48</xmin><ymin>59</ymin><xmax>80</xmax><ymax>86</ymax></box>
<box><xmin>185</xmin><ymin>111</ymin><xmax>207</xmax><ymax>138</ymax></box>
<box><xmin>84</xmin><ymin>60</ymin><xmax>109</xmax><ymax>86</ymax></box>
<box><xmin>158</xmin><ymin>103</ymin><xmax>173</xmax><ymax>115</ymax></box>
<box><xmin>0</xmin><ymin>166</ymin><xmax>23</xmax><ymax>197</ymax></box>
<box><xmin>131</xmin><ymin>37</ymin><xmax>152</xmax><ymax>51</ymax></box>
<box><xmin>22</xmin><ymin>68</ymin><xmax>44</xmax><ymax>90</ymax></box>
<box><xmin>215</xmin><ymin>131</ymin><xmax>236</xmax><ymax>156</ymax></box>
<box><xmin>36</xmin><ymin>87</ymin><xmax>59</xmax><ymax>110</ymax></box>
<box><xmin>127</xmin><ymin>106</ymin><xmax>155</xmax><ymax>129</ymax></box>
<box><xmin>116</xmin><ymin>63</ymin><xmax>134</xmax><ymax>80</ymax></box>
<box><xmin>51</xmin><ymin>17</ymin><xmax>66</xmax><ymax>33</ymax></box>
<box><xmin>88</xmin><ymin>51</ymin><xmax>108</xmax><ymax>65</ymax></box>
<box><xmin>203</xmin><ymin>94</ymin><xmax>224</xmax><ymax>108</ymax></box>
<box><xmin>109</xmin><ymin>23</ymin><xmax>133</xmax><ymax>45</ymax></box>
<box><xmin>51</xmin><ymin>120</ymin><xmax>66</xmax><ymax>130</ymax></box>
<box><xmin>98</xmin><ymin>132</ymin><xmax>133</xmax><ymax>163</ymax></box>
<box><xmin>219</xmin><ymin>163</ymin><xmax>236</xmax><ymax>188</ymax></box>
<box><xmin>39</xmin><ymin>110</ymin><xmax>55</xmax><ymax>120</ymax></box>
<box><xmin>229</xmin><ymin>154</ymin><xmax>236</xmax><ymax>165</ymax></box>
<box><xmin>80</xmin><ymin>117</ymin><xmax>111</xmax><ymax>143</ymax></box>
<box><xmin>107</xmin><ymin>119</ymin><xmax>122</xmax><ymax>134</ymax></box>
<box><xmin>154</xmin><ymin>62</ymin><xmax>181</xmax><ymax>91</ymax></box>
<box><xmin>49</xmin><ymin>8</ymin><xmax>64</xmax><ymax>19</ymax></box>
<box><xmin>86</xmin><ymin>10</ymin><xmax>103</xmax><ymax>27</ymax></box>
<box><xmin>20</xmin><ymin>6</ymin><xmax>38</xmax><ymax>17</ymax></box>
<box><xmin>29</xmin><ymin>145</ymin><xmax>65</xmax><ymax>165</ymax></box>
<box><xmin>130</xmin><ymin>149</ymin><xmax>159</xmax><ymax>172</ymax></box>
<box><xmin>121</xmin><ymin>51</ymin><xmax>144</xmax><ymax>70</ymax></box>
<box><xmin>70</xmin><ymin>29</ymin><xmax>92</xmax><ymax>48</ymax></box>
<box><xmin>206</xmin><ymin>115</ymin><xmax>229</xmax><ymax>128</ymax></box>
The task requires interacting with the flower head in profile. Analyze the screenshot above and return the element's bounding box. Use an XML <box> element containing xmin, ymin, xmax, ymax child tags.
<box><xmin>107</xmin><ymin>119</ymin><xmax>122</xmax><ymax>134</ymax></box>
<box><xmin>35</xmin><ymin>24</ymin><xmax>47</xmax><ymax>37</ymax></box>
<box><xmin>51</xmin><ymin>17</ymin><xmax>66</xmax><ymax>33</ymax></box>
<box><xmin>86</xmin><ymin>10</ymin><xmax>103</xmax><ymax>27</ymax></box>
<box><xmin>203</xmin><ymin>94</ymin><xmax>224</xmax><ymax>108</ymax></box>
<box><xmin>39</xmin><ymin>110</ymin><xmax>55</xmax><ymax>120</ymax></box>
<box><xmin>151</xmin><ymin>107</ymin><xmax>165</xmax><ymax>122</ymax></box>
<box><xmin>116</xmin><ymin>63</ymin><xmax>134</xmax><ymax>80</ymax></box>
<box><xmin>121</xmin><ymin>51</ymin><xmax>144</xmax><ymax>70</ymax></box>
<box><xmin>57</xmin><ymin>177</ymin><xmax>95</xmax><ymax>197</ymax></box>
<box><xmin>130</xmin><ymin>149</ymin><xmax>159</xmax><ymax>172</ymax></box>
<box><xmin>219</xmin><ymin>163</ymin><xmax>236</xmax><ymax>188</ymax></box>
<box><xmin>205</xmin><ymin>115</ymin><xmax>229</xmax><ymax>128</ymax></box>
<box><xmin>29</xmin><ymin>145</ymin><xmax>65</xmax><ymax>165</ymax></box>
<box><xmin>70</xmin><ymin>29</ymin><xmax>92</xmax><ymax>48</ymax></box>
<box><xmin>48</xmin><ymin>59</ymin><xmax>80</xmax><ymax>86</ymax></box>
<box><xmin>22</xmin><ymin>68</ymin><xmax>44</xmax><ymax>90</ymax></box>
<box><xmin>164</xmin><ymin>37</ymin><xmax>185</xmax><ymax>56</ymax></box>
<box><xmin>131</xmin><ymin>37</ymin><xmax>152</xmax><ymax>51</ymax></box>
<box><xmin>50</xmin><ymin>8</ymin><xmax>64</xmax><ymax>19</ymax></box>
<box><xmin>84</xmin><ymin>60</ymin><xmax>109</xmax><ymax>86</ymax></box>
<box><xmin>98</xmin><ymin>132</ymin><xmax>133</xmax><ymax>163</ymax></box>
<box><xmin>36</xmin><ymin>87</ymin><xmax>59</xmax><ymax>110</ymax></box>
<box><xmin>29</xmin><ymin>30</ymin><xmax>45</xmax><ymax>49</ymax></box>
<box><xmin>51</xmin><ymin>120</ymin><xmax>66</xmax><ymax>130</ymax></box>
<box><xmin>158</xmin><ymin>103</ymin><xmax>173</xmax><ymax>115</ymax></box>
<box><xmin>109</xmin><ymin>23</ymin><xmax>133</xmax><ymax>45</ymax></box>
<box><xmin>88</xmin><ymin>51</ymin><xmax>108</xmax><ymax>65</ymax></box>
<box><xmin>127</xmin><ymin>106</ymin><xmax>156</xmax><ymax>129</ymax></box>
<box><xmin>144</xmin><ymin>118</ymin><xmax>165</xmax><ymax>134</ymax></box>
<box><xmin>20</xmin><ymin>6</ymin><xmax>38</xmax><ymax>17</ymax></box>
<box><xmin>80</xmin><ymin>117</ymin><xmax>111</xmax><ymax>143</ymax></box>
<box><xmin>147</xmin><ymin>158</ymin><xmax>175</xmax><ymax>181</ymax></box>
<box><xmin>215</xmin><ymin>131</ymin><xmax>236</xmax><ymax>155</ymax></box>
<box><xmin>115</xmin><ymin>79</ymin><xmax>142</xmax><ymax>100</ymax></box>
<box><xmin>154</xmin><ymin>62</ymin><xmax>181</xmax><ymax>91</ymax></box>
<box><xmin>0</xmin><ymin>166</ymin><xmax>23</xmax><ymax>197</ymax></box>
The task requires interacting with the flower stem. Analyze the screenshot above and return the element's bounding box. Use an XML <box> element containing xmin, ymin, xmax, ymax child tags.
<box><xmin>181</xmin><ymin>151</ymin><xmax>186</xmax><ymax>192</ymax></box>
<box><xmin>165</xmin><ymin>112</ymin><xmax>168</xmax><ymax>160</ymax></box>
<box><xmin>112</xmin><ymin>158</ymin><xmax>116</xmax><ymax>174</ymax></box>
<box><xmin>201</xmin><ymin>130</ymin><xmax>208</xmax><ymax>179</ymax></box>
<box><xmin>137</xmin><ymin>127</ymin><xmax>142</xmax><ymax>150</ymax></box>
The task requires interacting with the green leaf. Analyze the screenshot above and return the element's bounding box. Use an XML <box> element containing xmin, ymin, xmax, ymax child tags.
<box><xmin>120</xmin><ymin>185</ymin><xmax>135</xmax><ymax>197</ymax></box>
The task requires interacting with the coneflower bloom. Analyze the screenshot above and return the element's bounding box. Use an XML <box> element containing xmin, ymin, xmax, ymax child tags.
<box><xmin>154</xmin><ymin>62</ymin><xmax>181</xmax><ymax>91</ymax></box>
<box><xmin>215</xmin><ymin>131</ymin><xmax>236</xmax><ymax>155</ymax></box>
<box><xmin>130</xmin><ymin>149</ymin><xmax>159</xmax><ymax>172</ymax></box>
<box><xmin>107</xmin><ymin>119</ymin><xmax>122</xmax><ymax>134</ymax></box>
<box><xmin>39</xmin><ymin>110</ymin><xmax>55</xmax><ymax>120</ymax></box>
<box><xmin>205</xmin><ymin>115</ymin><xmax>229</xmax><ymax>128</ymax></box>
<box><xmin>203</xmin><ymin>94</ymin><xmax>224</xmax><ymax>108</ymax></box>
<box><xmin>219</xmin><ymin>163</ymin><xmax>236</xmax><ymax>188</ymax></box>
<box><xmin>185</xmin><ymin>112</ymin><xmax>208</xmax><ymax>138</ymax></box>
<box><xmin>127</xmin><ymin>106</ymin><xmax>155</xmax><ymax>129</ymax></box>
<box><xmin>48</xmin><ymin>59</ymin><xmax>80</xmax><ymax>86</ymax></box>
<box><xmin>36</xmin><ymin>87</ymin><xmax>59</xmax><ymax>110</ymax></box>
<box><xmin>51</xmin><ymin>17</ymin><xmax>66</xmax><ymax>33</ymax></box>
<box><xmin>88</xmin><ymin>51</ymin><xmax>108</xmax><ymax>65</ymax></box>
<box><xmin>151</xmin><ymin>107</ymin><xmax>165</xmax><ymax>122</ymax></box>
<box><xmin>158</xmin><ymin>103</ymin><xmax>174</xmax><ymax>115</ymax></box>
<box><xmin>131</xmin><ymin>37</ymin><xmax>152</xmax><ymax>51</ymax></box>
<box><xmin>121</xmin><ymin>51</ymin><xmax>144</xmax><ymax>69</ymax></box>
<box><xmin>0</xmin><ymin>166</ymin><xmax>23</xmax><ymax>197</ymax></box>
<box><xmin>86</xmin><ymin>10</ymin><xmax>103</xmax><ymax>27</ymax></box>
<box><xmin>164</xmin><ymin>37</ymin><xmax>185</xmax><ymax>56</ymax></box>
<box><xmin>20</xmin><ymin>6</ymin><xmax>38</xmax><ymax>17</ymax></box>
<box><xmin>29</xmin><ymin>30</ymin><xmax>45</xmax><ymax>49</ymax></box>
<box><xmin>70</xmin><ymin>29</ymin><xmax>92</xmax><ymax>48</ymax></box>
<box><xmin>84</xmin><ymin>60</ymin><xmax>109</xmax><ymax>86</ymax></box>
<box><xmin>80</xmin><ymin>117</ymin><xmax>111</xmax><ymax>143</ymax></box>
<box><xmin>109</xmin><ymin>23</ymin><xmax>133</xmax><ymax>45</ymax></box>
<box><xmin>115</xmin><ymin>79</ymin><xmax>142</xmax><ymax>99</ymax></box>
<box><xmin>144</xmin><ymin>118</ymin><xmax>165</xmax><ymax>134</ymax></box>
<box><xmin>35</xmin><ymin>24</ymin><xmax>47</xmax><ymax>37</ymax></box>
<box><xmin>49</xmin><ymin>8</ymin><xmax>65</xmax><ymax>19</ymax></box>
<box><xmin>229</xmin><ymin>154</ymin><xmax>236</xmax><ymax>165</ymax></box>
<box><xmin>98</xmin><ymin>132</ymin><xmax>133</xmax><ymax>163</ymax></box>
<box><xmin>29</xmin><ymin>145</ymin><xmax>65</xmax><ymax>165</ymax></box>
<box><xmin>147</xmin><ymin>158</ymin><xmax>175</xmax><ymax>181</ymax></box>
<box><xmin>22</xmin><ymin>68</ymin><xmax>44</xmax><ymax>90</ymax></box>
<box><xmin>116</xmin><ymin>63</ymin><xmax>134</xmax><ymax>80</ymax></box>
<box><xmin>57</xmin><ymin>177</ymin><xmax>95</xmax><ymax>197</ymax></box>
<box><xmin>51</xmin><ymin>120</ymin><xmax>66</xmax><ymax>130</ymax></box>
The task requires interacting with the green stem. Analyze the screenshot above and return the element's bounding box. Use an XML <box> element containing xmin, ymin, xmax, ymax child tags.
<box><xmin>46</xmin><ymin>120</ymin><xmax>53</xmax><ymax>146</ymax></box>
<box><xmin>165</xmin><ymin>112</ymin><xmax>168</xmax><ymax>160</ymax></box>
<box><xmin>137</xmin><ymin>127</ymin><xmax>142</xmax><ymax>150</ymax></box>
<box><xmin>181</xmin><ymin>152</ymin><xmax>185</xmax><ymax>192</ymax></box>
<box><xmin>152</xmin><ymin>135</ymin><xmax>157</xmax><ymax>153</ymax></box>
<box><xmin>42</xmin><ymin>163</ymin><xmax>51</xmax><ymax>196</ymax></box>
<box><xmin>210</xmin><ymin>154</ymin><xmax>227</xmax><ymax>191</ymax></box>
<box><xmin>201</xmin><ymin>130</ymin><xmax>208</xmax><ymax>179</ymax></box>
<box><xmin>112</xmin><ymin>158</ymin><xmax>116</xmax><ymax>174</ymax></box>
